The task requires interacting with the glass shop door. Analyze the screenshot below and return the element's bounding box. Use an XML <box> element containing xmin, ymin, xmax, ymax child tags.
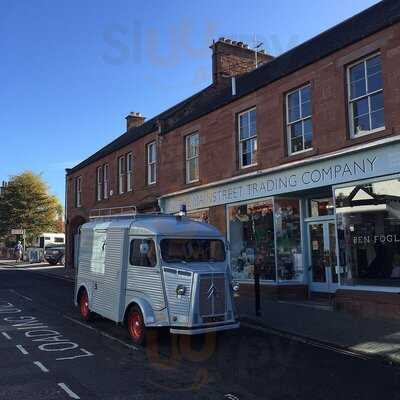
<box><xmin>308</xmin><ymin>220</ymin><xmax>339</xmax><ymax>293</ymax></box>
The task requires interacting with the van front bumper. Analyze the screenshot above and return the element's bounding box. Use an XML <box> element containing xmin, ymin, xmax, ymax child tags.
<box><xmin>170</xmin><ymin>322</ymin><xmax>240</xmax><ymax>335</ymax></box>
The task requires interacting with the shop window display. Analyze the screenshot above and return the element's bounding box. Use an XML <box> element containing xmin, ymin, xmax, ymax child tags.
<box><xmin>335</xmin><ymin>178</ymin><xmax>400</xmax><ymax>286</ymax></box>
<box><xmin>309</xmin><ymin>197</ymin><xmax>334</xmax><ymax>217</ymax></box>
<box><xmin>274</xmin><ymin>199</ymin><xmax>303</xmax><ymax>281</ymax></box>
<box><xmin>228</xmin><ymin>201</ymin><xmax>275</xmax><ymax>280</ymax></box>
<box><xmin>187</xmin><ymin>209</ymin><xmax>209</xmax><ymax>223</ymax></box>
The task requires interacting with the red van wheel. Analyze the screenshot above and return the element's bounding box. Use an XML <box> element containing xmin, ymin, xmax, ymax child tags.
<box><xmin>127</xmin><ymin>306</ymin><xmax>146</xmax><ymax>345</ymax></box>
<box><xmin>79</xmin><ymin>290</ymin><xmax>93</xmax><ymax>321</ymax></box>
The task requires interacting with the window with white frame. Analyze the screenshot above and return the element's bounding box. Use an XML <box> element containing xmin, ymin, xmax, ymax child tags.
<box><xmin>286</xmin><ymin>84</ymin><xmax>312</xmax><ymax>155</ymax></box>
<box><xmin>96</xmin><ymin>166</ymin><xmax>103</xmax><ymax>201</ymax></box>
<box><xmin>75</xmin><ymin>176</ymin><xmax>82</xmax><ymax>207</ymax></box>
<box><xmin>185</xmin><ymin>133</ymin><xmax>199</xmax><ymax>183</ymax></box>
<box><xmin>238</xmin><ymin>108</ymin><xmax>257</xmax><ymax>168</ymax></box>
<box><xmin>147</xmin><ymin>141</ymin><xmax>156</xmax><ymax>185</ymax></box>
<box><xmin>118</xmin><ymin>156</ymin><xmax>125</xmax><ymax>194</ymax></box>
<box><xmin>126</xmin><ymin>152</ymin><xmax>133</xmax><ymax>192</ymax></box>
<box><xmin>103</xmin><ymin>164</ymin><xmax>109</xmax><ymax>199</ymax></box>
<box><xmin>348</xmin><ymin>54</ymin><xmax>384</xmax><ymax>137</ymax></box>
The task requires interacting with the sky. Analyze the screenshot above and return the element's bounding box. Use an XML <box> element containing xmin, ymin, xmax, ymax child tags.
<box><xmin>0</xmin><ymin>0</ymin><xmax>380</xmax><ymax>205</ymax></box>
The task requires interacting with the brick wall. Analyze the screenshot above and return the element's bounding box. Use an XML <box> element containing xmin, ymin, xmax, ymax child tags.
<box><xmin>157</xmin><ymin>24</ymin><xmax>400</xmax><ymax>193</ymax></box>
<box><xmin>65</xmin><ymin>23</ymin><xmax>400</xmax><ymax>268</ymax></box>
<box><xmin>335</xmin><ymin>289</ymin><xmax>400</xmax><ymax>320</ymax></box>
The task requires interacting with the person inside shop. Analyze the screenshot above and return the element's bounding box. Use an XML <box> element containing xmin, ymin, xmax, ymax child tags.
<box><xmin>391</xmin><ymin>254</ymin><xmax>400</xmax><ymax>279</ymax></box>
<box><xmin>364</xmin><ymin>242</ymin><xmax>394</xmax><ymax>279</ymax></box>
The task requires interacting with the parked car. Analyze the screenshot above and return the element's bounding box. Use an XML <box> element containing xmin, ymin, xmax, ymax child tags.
<box><xmin>75</xmin><ymin>213</ymin><xmax>240</xmax><ymax>345</ymax></box>
<box><xmin>44</xmin><ymin>245</ymin><xmax>65</xmax><ymax>265</ymax></box>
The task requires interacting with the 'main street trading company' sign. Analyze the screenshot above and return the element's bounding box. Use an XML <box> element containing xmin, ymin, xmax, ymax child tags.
<box><xmin>161</xmin><ymin>142</ymin><xmax>400</xmax><ymax>213</ymax></box>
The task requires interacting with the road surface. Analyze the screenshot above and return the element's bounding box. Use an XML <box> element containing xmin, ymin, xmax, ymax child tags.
<box><xmin>0</xmin><ymin>268</ymin><xmax>399</xmax><ymax>399</ymax></box>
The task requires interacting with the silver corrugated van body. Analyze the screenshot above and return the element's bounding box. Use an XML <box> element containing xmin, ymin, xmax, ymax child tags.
<box><xmin>75</xmin><ymin>214</ymin><xmax>239</xmax><ymax>341</ymax></box>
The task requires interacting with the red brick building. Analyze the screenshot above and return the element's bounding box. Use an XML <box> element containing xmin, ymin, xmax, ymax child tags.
<box><xmin>66</xmin><ymin>1</ymin><xmax>400</xmax><ymax>319</ymax></box>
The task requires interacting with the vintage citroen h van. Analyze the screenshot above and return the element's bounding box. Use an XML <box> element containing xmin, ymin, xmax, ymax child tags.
<box><xmin>75</xmin><ymin>213</ymin><xmax>239</xmax><ymax>345</ymax></box>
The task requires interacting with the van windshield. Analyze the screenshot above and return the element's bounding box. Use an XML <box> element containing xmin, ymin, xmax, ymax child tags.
<box><xmin>160</xmin><ymin>239</ymin><xmax>225</xmax><ymax>263</ymax></box>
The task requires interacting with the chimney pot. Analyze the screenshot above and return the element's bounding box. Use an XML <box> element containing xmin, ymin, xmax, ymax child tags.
<box><xmin>126</xmin><ymin>112</ymin><xmax>145</xmax><ymax>130</ymax></box>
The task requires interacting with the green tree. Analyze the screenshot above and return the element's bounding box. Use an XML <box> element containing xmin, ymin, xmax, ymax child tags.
<box><xmin>0</xmin><ymin>172</ymin><xmax>63</xmax><ymax>244</ymax></box>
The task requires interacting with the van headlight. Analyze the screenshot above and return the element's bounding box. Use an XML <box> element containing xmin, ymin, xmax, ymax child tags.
<box><xmin>232</xmin><ymin>281</ymin><xmax>240</xmax><ymax>292</ymax></box>
<box><xmin>176</xmin><ymin>285</ymin><xmax>186</xmax><ymax>296</ymax></box>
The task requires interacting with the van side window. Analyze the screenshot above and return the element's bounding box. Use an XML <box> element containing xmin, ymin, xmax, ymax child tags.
<box><xmin>129</xmin><ymin>239</ymin><xmax>157</xmax><ymax>267</ymax></box>
<box><xmin>90</xmin><ymin>231</ymin><xmax>107</xmax><ymax>274</ymax></box>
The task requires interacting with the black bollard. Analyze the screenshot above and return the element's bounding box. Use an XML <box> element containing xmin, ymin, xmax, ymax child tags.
<box><xmin>254</xmin><ymin>265</ymin><xmax>261</xmax><ymax>316</ymax></box>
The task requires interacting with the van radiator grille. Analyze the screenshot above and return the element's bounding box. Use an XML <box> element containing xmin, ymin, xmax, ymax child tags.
<box><xmin>199</xmin><ymin>273</ymin><xmax>226</xmax><ymax>317</ymax></box>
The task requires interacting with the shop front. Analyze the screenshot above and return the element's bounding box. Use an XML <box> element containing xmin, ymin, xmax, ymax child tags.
<box><xmin>225</xmin><ymin>191</ymin><xmax>339</xmax><ymax>297</ymax></box>
<box><xmin>160</xmin><ymin>137</ymin><xmax>400</xmax><ymax>317</ymax></box>
<box><xmin>227</xmin><ymin>197</ymin><xmax>303</xmax><ymax>283</ymax></box>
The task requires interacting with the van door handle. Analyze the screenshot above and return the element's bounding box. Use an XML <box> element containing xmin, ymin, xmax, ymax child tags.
<box><xmin>94</xmin><ymin>282</ymin><xmax>98</xmax><ymax>290</ymax></box>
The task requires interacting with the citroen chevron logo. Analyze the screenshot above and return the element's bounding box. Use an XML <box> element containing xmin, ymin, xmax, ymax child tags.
<box><xmin>207</xmin><ymin>283</ymin><xmax>216</xmax><ymax>299</ymax></box>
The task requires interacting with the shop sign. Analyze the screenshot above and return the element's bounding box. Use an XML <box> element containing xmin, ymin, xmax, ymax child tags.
<box><xmin>161</xmin><ymin>142</ymin><xmax>400</xmax><ymax>213</ymax></box>
<box><xmin>353</xmin><ymin>234</ymin><xmax>400</xmax><ymax>245</ymax></box>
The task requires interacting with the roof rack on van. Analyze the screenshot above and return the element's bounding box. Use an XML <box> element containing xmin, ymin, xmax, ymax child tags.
<box><xmin>89</xmin><ymin>205</ymin><xmax>138</xmax><ymax>219</ymax></box>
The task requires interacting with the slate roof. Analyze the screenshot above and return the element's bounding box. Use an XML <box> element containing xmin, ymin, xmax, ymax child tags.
<box><xmin>68</xmin><ymin>0</ymin><xmax>400</xmax><ymax>175</ymax></box>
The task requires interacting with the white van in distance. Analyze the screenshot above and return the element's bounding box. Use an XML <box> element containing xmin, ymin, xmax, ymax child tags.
<box><xmin>75</xmin><ymin>212</ymin><xmax>239</xmax><ymax>345</ymax></box>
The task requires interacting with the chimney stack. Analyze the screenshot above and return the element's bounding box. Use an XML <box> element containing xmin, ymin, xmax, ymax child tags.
<box><xmin>126</xmin><ymin>112</ymin><xmax>145</xmax><ymax>130</ymax></box>
<box><xmin>210</xmin><ymin>37</ymin><xmax>274</xmax><ymax>85</ymax></box>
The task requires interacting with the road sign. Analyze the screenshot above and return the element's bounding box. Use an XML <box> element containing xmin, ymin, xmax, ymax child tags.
<box><xmin>11</xmin><ymin>229</ymin><xmax>24</xmax><ymax>235</ymax></box>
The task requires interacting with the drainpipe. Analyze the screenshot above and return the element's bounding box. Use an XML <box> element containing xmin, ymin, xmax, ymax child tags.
<box><xmin>231</xmin><ymin>76</ymin><xmax>237</xmax><ymax>96</ymax></box>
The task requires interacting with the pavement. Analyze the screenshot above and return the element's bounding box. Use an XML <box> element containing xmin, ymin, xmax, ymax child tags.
<box><xmin>238</xmin><ymin>295</ymin><xmax>400</xmax><ymax>366</ymax></box>
<box><xmin>3</xmin><ymin>259</ymin><xmax>400</xmax><ymax>367</ymax></box>
<box><xmin>0</xmin><ymin>259</ymin><xmax>75</xmax><ymax>281</ymax></box>
<box><xmin>1</xmin><ymin>267</ymin><xmax>400</xmax><ymax>399</ymax></box>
